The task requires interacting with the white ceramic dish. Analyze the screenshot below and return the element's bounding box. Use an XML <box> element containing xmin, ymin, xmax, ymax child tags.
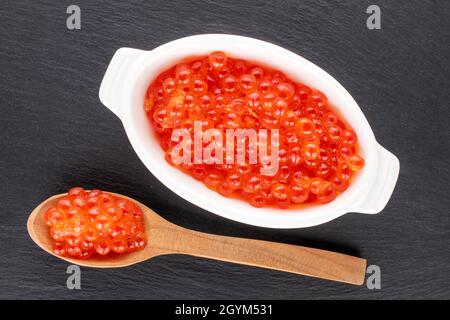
<box><xmin>99</xmin><ymin>34</ymin><xmax>400</xmax><ymax>228</ymax></box>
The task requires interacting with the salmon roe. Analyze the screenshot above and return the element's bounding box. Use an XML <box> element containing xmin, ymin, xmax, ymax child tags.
<box><xmin>144</xmin><ymin>52</ymin><xmax>365</xmax><ymax>209</ymax></box>
<box><xmin>45</xmin><ymin>187</ymin><xmax>146</xmax><ymax>259</ymax></box>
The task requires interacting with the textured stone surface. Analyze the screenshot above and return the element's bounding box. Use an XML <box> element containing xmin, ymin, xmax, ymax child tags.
<box><xmin>0</xmin><ymin>0</ymin><xmax>449</xmax><ymax>299</ymax></box>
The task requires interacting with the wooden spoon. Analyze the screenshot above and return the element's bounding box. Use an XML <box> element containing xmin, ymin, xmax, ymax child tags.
<box><xmin>27</xmin><ymin>192</ymin><xmax>367</xmax><ymax>285</ymax></box>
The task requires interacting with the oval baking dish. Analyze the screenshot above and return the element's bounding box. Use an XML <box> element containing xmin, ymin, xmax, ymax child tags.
<box><xmin>99</xmin><ymin>34</ymin><xmax>400</xmax><ymax>228</ymax></box>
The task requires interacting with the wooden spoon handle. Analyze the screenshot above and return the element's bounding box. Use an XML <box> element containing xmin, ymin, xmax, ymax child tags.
<box><xmin>148</xmin><ymin>226</ymin><xmax>367</xmax><ymax>285</ymax></box>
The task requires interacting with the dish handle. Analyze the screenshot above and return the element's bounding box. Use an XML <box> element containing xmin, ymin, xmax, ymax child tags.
<box><xmin>351</xmin><ymin>143</ymin><xmax>400</xmax><ymax>214</ymax></box>
<box><xmin>99</xmin><ymin>48</ymin><xmax>145</xmax><ymax>118</ymax></box>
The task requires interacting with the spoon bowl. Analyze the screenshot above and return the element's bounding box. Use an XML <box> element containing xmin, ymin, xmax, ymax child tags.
<box><xmin>28</xmin><ymin>192</ymin><xmax>367</xmax><ymax>284</ymax></box>
<box><xmin>27</xmin><ymin>192</ymin><xmax>157</xmax><ymax>268</ymax></box>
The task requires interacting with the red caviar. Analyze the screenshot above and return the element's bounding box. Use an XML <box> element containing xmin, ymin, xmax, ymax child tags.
<box><xmin>45</xmin><ymin>187</ymin><xmax>146</xmax><ymax>259</ymax></box>
<box><xmin>144</xmin><ymin>52</ymin><xmax>365</xmax><ymax>208</ymax></box>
